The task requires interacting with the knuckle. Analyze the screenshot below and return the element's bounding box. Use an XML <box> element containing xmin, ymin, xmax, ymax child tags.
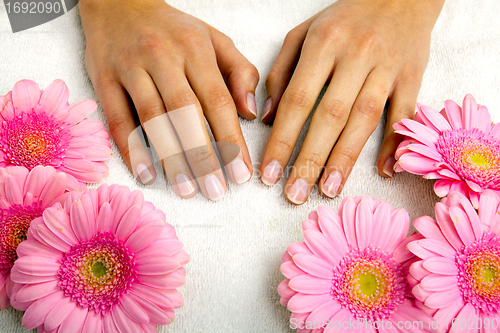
<box><xmin>265</xmin><ymin>69</ymin><xmax>280</xmax><ymax>88</ymax></box>
<box><xmin>319</xmin><ymin>98</ymin><xmax>346</xmax><ymax>125</ymax></box>
<box><xmin>136</xmin><ymin>99</ymin><xmax>165</xmax><ymax>121</ymax></box>
<box><xmin>106</xmin><ymin>112</ymin><xmax>129</xmax><ymax>137</ymax></box>
<box><xmin>302</xmin><ymin>151</ymin><xmax>324</xmax><ymax>172</ymax></box>
<box><xmin>217</xmin><ymin>131</ymin><xmax>242</xmax><ymax>146</ymax></box>
<box><xmin>167</xmin><ymin>92</ymin><xmax>198</xmax><ymax>111</ymax></box>
<box><xmin>274</xmin><ymin>136</ymin><xmax>295</xmax><ymax>153</ymax></box>
<box><xmin>310</xmin><ymin>20</ymin><xmax>343</xmax><ymax>45</ymax></box>
<box><xmin>356</xmin><ymin>99</ymin><xmax>383</xmax><ymax>121</ymax></box>
<box><xmin>282</xmin><ymin>88</ymin><xmax>312</xmax><ymax>110</ymax></box>
<box><xmin>205</xmin><ymin>87</ymin><xmax>232</xmax><ymax>110</ymax></box>
<box><xmin>242</xmin><ymin>63</ymin><xmax>260</xmax><ymax>83</ymax></box>
<box><xmin>337</xmin><ymin>146</ymin><xmax>357</xmax><ymax>165</ymax></box>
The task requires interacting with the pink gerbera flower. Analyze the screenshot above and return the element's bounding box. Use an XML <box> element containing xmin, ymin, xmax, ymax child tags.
<box><xmin>278</xmin><ymin>197</ymin><xmax>435</xmax><ymax>332</ymax></box>
<box><xmin>0</xmin><ymin>165</ymin><xmax>83</xmax><ymax>309</ymax></box>
<box><xmin>394</xmin><ymin>94</ymin><xmax>499</xmax><ymax>208</ymax></box>
<box><xmin>0</xmin><ymin>79</ymin><xmax>112</xmax><ymax>183</ymax></box>
<box><xmin>408</xmin><ymin>190</ymin><xmax>500</xmax><ymax>333</ymax></box>
<box><xmin>9</xmin><ymin>183</ymin><xmax>189</xmax><ymax>333</ymax></box>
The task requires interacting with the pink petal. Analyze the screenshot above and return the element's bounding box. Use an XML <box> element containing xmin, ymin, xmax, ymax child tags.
<box><xmin>287</xmin><ymin>293</ymin><xmax>333</xmax><ymax>313</ymax></box>
<box><xmin>129</xmin><ymin>292</ymin><xmax>173</xmax><ymax>325</ymax></box>
<box><xmin>398</xmin><ymin>153</ymin><xmax>437</xmax><ymax>175</ymax></box>
<box><xmin>434</xmin><ymin>179</ymin><xmax>453</xmax><ymax>197</ymax></box>
<box><xmin>437</xmin><ymin>167</ymin><xmax>462</xmax><ymax>181</ymax></box>
<box><xmin>16</xmin><ymin>240</ymin><xmax>62</xmax><ymax>259</ymax></box>
<box><xmin>418</xmin><ymin>239</ymin><xmax>455</xmax><ymax>259</ymax></box>
<box><xmin>14</xmin><ymin>280</ymin><xmax>59</xmax><ymax>303</ymax></box>
<box><xmin>81</xmin><ymin>310</ymin><xmax>102</xmax><ymax>333</ymax></box>
<box><xmin>289</xmin><ymin>275</ymin><xmax>333</xmax><ymax>294</ymax></box>
<box><xmin>292</xmin><ymin>253</ymin><xmax>333</xmax><ymax>279</ymax></box>
<box><xmin>22</xmin><ymin>291</ymin><xmax>64</xmax><ymax>329</ymax></box>
<box><xmin>450</xmin><ymin>303</ymin><xmax>479</xmax><ymax>333</ymax></box>
<box><xmin>278</xmin><ymin>279</ymin><xmax>296</xmax><ymax>298</ymax></box>
<box><xmin>491</xmin><ymin>123</ymin><xmax>500</xmax><ymax>140</ymax></box>
<box><xmin>476</xmin><ymin>105</ymin><xmax>492</xmax><ymax>133</ymax></box>
<box><xmin>44</xmin><ymin>295</ymin><xmax>76</xmax><ymax>331</ymax></box>
<box><xmin>394</xmin><ymin>233</ymin><xmax>421</xmax><ymax>263</ymax></box>
<box><xmin>39</xmin><ymin>80</ymin><xmax>69</xmax><ymax>114</ymax></box>
<box><xmin>443</xmin><ymin>99</ymin><xmax>463</xmax><ymax>129</ymax></box>
<box><xmin>465</xmin><ymin>179</ymin><xmax>483</xmax><ymax>193</ymax></box>
<box><xmin>130</xmin><ymin>283</ymin><xmax>175</xmax><ymax>310</ymax></box>
<box><xmin>384</xmin><ymin>209</ymin><xmax>410</xmax><ymax>253</ymax></box>
<box><xmin>97</xmin><ymin>202</ymin><xmax>113</xmax><ymax>233</ymax></box>
<box><xmin>413</xmin><ymin>216</ymin><xmax>449</xmax><ymax>245</ymax></box>
<box><xmin>324</xmin><ymin>308</ymin><xmax>354</xmax><ymax>332</ymax></box>
<box><xmin>461</xmin><ymin>94</ymin><xmax>477</xmax><ymax>129</ymax></box>
<box><xmin>5</xmin><ymin>175</ymin><xmax>23</xmax><ymax>205</ymax></box>
<box><xmin>281</xmin><ymin>261</ymin><xmax>305</xmax><ymax>279</ymax></box>
<box><xmin>448</xmin><ymin>206</ymin><xmax>475</xmax><ymax>246</ymax></box>
<box><xmin>57</xmin><ymin>304</ymin><xmax>88</xmax><ymax>333</ymax></box>
<box><xmin>400</xmin><ymin>118</ymin><xmax>440</xmax><ymax>144</ymax></box>
<box><xmin>317</xmin><ymin>217</ymin><xmax>349</xmax><ymax>258</ymax></box>
<box><xmin>125</xmin><ymin>222</ymin><xmax>162</xmax><ymax>253</ymax></box>
<box><xmin>304</xmin><ymin>230</ymin><xmax>338</xmax><ymax>266</ymax></box>
<box><xmin>36</xmin><ymin>223</ymin><xmax>72</xmax><ymax>253</ymax></box>
<box><xmin>433</xmin><ymin>301</ymin><xmax>465</xmax><ymax>333</ymax></box>
<box><xmin>479</xmin><ymin>190</ymin><xmax>500</xmax><ymax>230</ymax></box>
<box><xmin>110</xmin><ymin>190</ymin><xmax>130</xmax><ymax>231</ymax></box>
<box><xmin>139</xmin><ymin>268</ymin><xmax>185</xmax><ymax>289</ymax></box>
<box><xmin>70</xmin><ymin>119</ymin><xmax>104</xmax><ymax>137</ymax></box>
<box><xmin>435</xmin><ymin>203</ymin><xmax>464</xmax><ymax>251</ymax></box>
<box><xmin>24</xmin><ymin>165</ymin><xmax>49</xmax><ymax>198</ymax></box>
<box><xmin>407</xmin><ymin>143</ymin><xmax>443</xmax><ymax>161</ymax></box>
<box><xmin>63</xmin><ymin>100</ymin><xmax>97</xmax><ymax>124</ymax></box>
<box><xmin>119</xmin><ymin>294</ymin><xmax>149</xmax><ymax>324</ymax></box>
<box><xmin>136</xmin><ymin>239</ymin><xmax>183</xmax><ymax>259</ymax></box>
<box><xmin>135</xmin><ymin>255</ymin><xmax>180</xmax><ymax>275</ymax></box>
<box><xmin>423</xmin><ymin>257</ymin><xmax>458</xmax><ymax>275</ymax></box>
<box><xmin>70</xmin><ymin>199</ymin><xmax>93</xmax><ymax>241</ymax></box>
<box><xmin>409</xmin><ymin>260</ymin><xmax>431</xmax><ymax>281</ymax></box>
<box><xmin>39</xmin><ymin>172</ymin><xmax>67</xmax><ymax>207</ymax></box>
<box><xmin>412</xmin><ymin>284</ymin><xmax>432</xmax><ymax>302</ymax></box>
<box><xmin>420</xmin><ymin>274</ymin><xmax>458</xmax><ymax>292</ymax></box>
<box><xmin>341</xmin><ymin>198</ymin><xmax>358</xmax><ymax>248</ymax></box>
<box><xmin>306</xmin><ymin>300</ymin><xmax>341</xmax><ymax>327</ymax></box>
<box><xmin>355</xmin><ymin>197</ymin><xmax>374</xmax><ymax>249</ymax></box>
<box><xmin>419</xmin><ymin>105</ymin><xmax>452</xmax><ymax>133</ymax></box>
<box><xmin>407</xmin><ymin>241</ymin><xmax>436</xmax><ymax>260</ymax></box>
<box><xmin>390</xmin><ymin>301</ymin><xmax>437</xmax><ymax>332</ymax></box>
<box><xmin>12</xmin><ymin>80</ymin><xmax>41</xmax><ymax>111</ymax></box>
<box><xmin>43</xmin><ymin>207</ymin><xmax>78</xmax><ymax>246</ymax></box>
<box><xmin>371</xmin><ymin>201</ymin><xmax>392</xmax><ymax>249</ymax></box>
<box><xmin>116</xmin><ymin>205</ymin><xmax>142</xmax><ymax>241</ymax></box>
<box><xmin>14</xmin><ymin>256</ymin><xmax>60</xmax><ymax>276</ymax></box>
<box><xmin>102</xmin><ymin>312</ymin><xmax>120</xmax><ymax>333</ymax></box>
<box><xmin>111</xmin><ymin>304</ymin><xmax>143</xmax><ymax>333</ymax></box>
<box><xmin>10</xmin><ymin>268</ymin><xmax>57</xmax><ymax>284</ymax></box>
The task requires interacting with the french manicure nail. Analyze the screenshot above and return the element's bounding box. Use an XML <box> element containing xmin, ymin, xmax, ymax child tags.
<box><xmin>247</xmin><ymin>92</ymin><xmax>257</xmax><ymax>117</ymax></box>
<box><xmin>176</xmin><ymin>174</ymin><xmax>196</xmax><ymax>196</ymax></box>
<box><xmin>383</xmin><ymin>157</ymin><xmax>396</xmax><ymax>178</ymax></box>
<box><xmin>231</xmin><ymin>158</ymin><xmax>251</xmax><ymax>184</ymax></box>
<box><xmin>136</xmin><ymin>163</ymin><xmax>153</xmax><ymax>184</ymax></box>
<box><xmin>262</xmin><ymin>160</ymin><xmax>282</xmax><ymax>186</ymax></box>
<box><xmin>205</xmin><ymin>174</ymin><xmax>225</xmax><ymax>201</ymax></box>
<box><xmin>261</xmin><ymin>98</ymin><xmax>272</xmax><ymax>121</ymax></box>
<box><xmin>323</xmin><ymin>171</ymin><xmax>342</xmax><ymax>198</ymax></box>
<box><xmin>287</xmin><ymin>179</ymin><xmax>309</xmax><ymax>204</ymax></box>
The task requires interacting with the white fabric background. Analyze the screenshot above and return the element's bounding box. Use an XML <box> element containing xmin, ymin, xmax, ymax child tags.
<box><xmin>0</xmin><ymin>0</ymin><xmax>499</xmax><ymax>332</ymax></box>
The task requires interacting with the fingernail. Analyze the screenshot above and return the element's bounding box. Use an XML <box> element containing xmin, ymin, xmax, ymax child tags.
<box><xmin>287</xmin><ymin>179</ymin><xmax>309</xmax><ymax>205</ymax></box>
<box><xmin>383</xmin><ymin>157</ymin><xmax>396</xmax><ymax>178</ymax></box>
<box><xmin>323</xmin><ymin>171</ymin><xmax>342</xmax><ymax>198</ymax></box>
<box><xmin>261</xmin><ymin>98</ymin><xmax>272</xmax><ymax>121</ymax></box>
<box><xmin>176</xmin><ymin>174</ymin><xmax>196</xmax><ymax>196</ymax></box>
<box><xmin>204</xmin><ymin>174</ymin><xmax>225</xmax><ymax>201</ymax></box>
<box><xmin>231</xmin><ymin>158</ymin><xmax>251</xmax><ymax>184</ymax></box>
<box><xmin>262</xmin><ymin>160</ymin><xmax>281</xmax><ymax>186</ymax></box>
<box><xmin>137</xmin><ymin>163</ymin><xmax>153</xmax><ymax>184</ymax></box>
<box><xmin>247</xmin><ymin>93</ymin><xmax>257</xmax><ymax>117</ymax></box>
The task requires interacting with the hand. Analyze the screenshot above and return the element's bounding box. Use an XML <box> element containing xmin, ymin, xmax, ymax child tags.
<box><xmin>80</xmin><ymin>0</ymin><xmax>259</xmax><ymax>201</ymax></box>
<box><xmin>260</xmin><ymin>0</ymin><xmax>444</xmax><ymax>204</ymax></box>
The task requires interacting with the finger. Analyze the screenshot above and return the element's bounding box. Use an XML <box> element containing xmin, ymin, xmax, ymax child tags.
<box><xmin>146</xmin><ymin>63</ymin><xmax>228</xmax><ymax>201</ymax></box>
<box><xmin>319</xmin><ymin>69</ymin><xmax>395</xmax><ymax>199</ymax></box>
<box><xmin>209</xmin><ymin>27</ymin><xmax>260</xmax><ymax>120</ymax></box>
<box><xmin>376</xmin><ymin>75</ymin><xmax>422</xmax><ymax>178</ymax></box>
<box><xmin>120</xmin><ymin>69</ymin><xmax>200</xmax><ymax>199</ymax></box>
<box><xmin>284</xmin><ymin>60</ymin><xmax>373</xmax><ymax>204</ymax></box>
<box><xmin>262</xmin><ymin>20</ymin><xmax>311</xmax><ymax>123</ymax></box>
<box><xmin>93</xmin><ymin>79</ymin><xmax>156</xmax><ymax>185</ymax></box>
<box><xmin>184</xmin><ymin>46</ymin><xmax>253</xmax><ymax>186</ymax></box>
<box><xmin>259</xmin><ymin>33</ymin><xmax>336</xmax><ymax>187</ymax></box>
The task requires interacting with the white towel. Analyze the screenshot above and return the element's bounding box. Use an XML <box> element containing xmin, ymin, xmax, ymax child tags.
<box><xmin>0</xmin><ymin>0</ymin><xmax>499</xmax><ymax>332</ymax></box>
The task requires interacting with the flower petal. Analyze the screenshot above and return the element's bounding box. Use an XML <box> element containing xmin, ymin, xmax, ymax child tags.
<box><xmin>341</xmin><ymin>198</ymin><xmax>357</xmax><ymax>248</ymax></box>
<box><xmin>119</xmin><ymin>293</ymin><xmax>149</xmax><ymax>324</ymax></box>
<box><xmin>420</xmin><ymin>274</ymin><xmax>458</xmax><ymax>292</ymax></box>
<box><xmin>280</xmin><ymin>261</ymin><xmax>305</xmax><ymax>279</ymax></box>
<box><xmin>443</xmin><ymin>99</ymin><xmax>463</xmax><ymax>129</ymax></box>
<box><xmin>292</xmin><ymin>253</ymin><xmax>333</xmax><ymax>279</ymax></box>
<box><xmin>304</xmin><ymin>230</ymin><xmax>338</xmax><ymax>266</ymax></box>
<box><xmin>43</xmin><ymin>292</ymin><xmax>76</xmax><ymax>331</ymax></box>
<box><xmin>135</xmin><ymin>255</ymin><xmax>180</xmax><ymax>275</ymax></box>
<box><xmin>289</xmin><ymin>275</ymin><xmax>333</xmax><ymax>295</ymax></box>
<box><xmin>116</xmin><ymin>205</ymin><xmax>141</xmax><ymax>241</ymax></box>
<box><xmin>448</xmin><ymin>206</ymin><xmax>474</xmax><ymax>246</ymax></box>
<box><xmin>423</xmin><ymin>257</ymin><xmax>458</xmax><ymax>275</ymax></box>
<box><xmin>39</xmin><ymin>80</ymin><xmax>69</xmax><ymax>114</ymax></box>
<box><xmin>14</xmin><ymin>280</ymin><xmax>59</xmax><ymax>303</ymax></box>
<box><xmin>129</xmin><ymin>292</ymin><xmax>173</xmax><ymax>325</ymax></box>
<box><xmin>14</xmin><ymin>256</ymin><xmax>60</xmax><ymax>276</ymax></box>
<box><xmin>397</xmin><ymin>153</ymin><xmax>438</xmax><ymax>175</ymax></box>
<box><xmin>112</xmin><ymin>304</ymin><xmax>143</xmax><ymax>333</ymax></box>
<box><xmin>409</xmin><ymin>260</ymin><xmax>431</xmax><ymax>281</ymax></box>
<box><xmin>22</xmin><ymin>291</ymin><xmax>64</xmax><ymax>329</ymax></box>
<box><xmin>81</xmin><ymin>310</ymin><xmax>102</xmax><ymax>333</ymax></box>
<box><xmin>413</xmin><ymin>216</ymin><xmax>449</xmax><ymax>245</ymax></box>
<box><xmin>287</xmin><ymin>293</ymin><xmax>333</xmax><ymax>313</ymax></box>
<box><xmin>433</xmin><ymin>301</ymin><xmax>465</xmax><ymax>333</ymax></box>
<box><xmin>57</xmin><ymin>304</ymin><xmax>88</xmax><ymax>333</ymax></box>
<box><xmin>125</xmin><ymin>222</ymin><xmax>162</xmax><ymax>253</ymax></box>
<box><xmin>63</xmin><ymin>100</ymin><xmax>97</xmax><ymax>124</ymax></box>
<box><xmin>12</xmin><ymin>80</ymin><xmax>41</xmax><ymax>111</ymax></box>
<box><xmin>419</xmin><ymin>105</ymin><xmax>452</xmax><ymax>133</ymax></box>
<box><xmin>43</xmin><ymin>207</ymin><xmax>78</xmax><ymax>246</ymax></box>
